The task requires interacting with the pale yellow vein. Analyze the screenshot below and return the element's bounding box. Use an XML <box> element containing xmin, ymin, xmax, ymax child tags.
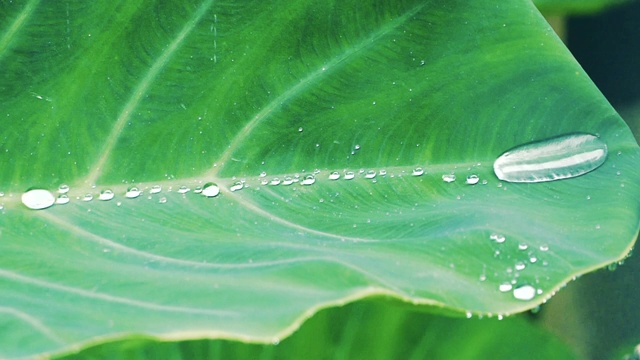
<box><xmin>83</xmin><ymin>0</ymin><xmax>214</xmax><ymax>186</ymax></box>
<box><xmin>0</xmin><ymin>306</ymin><xmax>64</xmax><ymax>344</ymax></box>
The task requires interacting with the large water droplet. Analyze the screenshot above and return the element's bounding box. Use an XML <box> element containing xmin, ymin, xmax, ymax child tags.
<box><xmin>201</xmin><ymin>182</ymin><xmax>220</xmax><ymax>197</ymax></box>
<box><xmin>329</xmin><ymin>171</ymin><xmax>340</xmax><ymax>180</ymax></box>
<box><xmin>125</xmin><ymin>186</ymin><xmax>141</xmax><ymax>199</ymax></box>
<box><xmin>98</xmin><ymin>190</ymin><xmax>114</xmax><ymax>201</ymax></box>
<box><xmin>513</xmin><ymin>285</ymin><xmax>536</xmax><ymax>301</ymax></box>
<box><xmin>493</xmin><ymin>133</ymin><xmax>608</xmax><ymax>183</ymax></box>
<box><xmin>21</xmin><ymin>189</ymin><xmax>55</xmax><ymax>210</ymax></box>
<box><xmin>300</xmin><ymin>174</ymin><xmax>316</xmax><ymax>186</ymax></box>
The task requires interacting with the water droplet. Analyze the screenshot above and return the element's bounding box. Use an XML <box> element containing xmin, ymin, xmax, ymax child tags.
<box><xmin>499</xmin><ymin>282</ymin><xmax>513</xmax><ymax>292</ymax></box>
<box><xmin>298</xmin><ymin>127</ymin><xmax>303</xmax><ymax>132</ymax></box>
<box><xmin>98</xmin><ymin>190</ymin><xmax>114</xmax><ymax>201</ymax></box>
<box><xmin>56</xmin><ymin>194</ymin><xmax>70</xmax><ymax>205</ymax></box>
<box><xmin>344</xmin><ymin>171</ymin><xmax>355</xmax><ymax>180</ymax></box>
<box><xmin>513</xmin><ymin>285</ymin><xmax>536</xmax><ymax>300</ymax></box>
<box><xmin>515</xmin><ymin>262</ymin><xmax>526</xmax><ymax>271</ymax></box>
<box><xmin>126</xmin><ymin>187</ymin><xmax>141</xmax><ymax>199</ymax></box>
<box><xmin>58</xmin><ymin>184</ymin><xmax>70</xmax><ymax>194</ymax></box>
<box><xmin>465</xmin><ymin>174</ymin><xmax>479</xmax><ymax>185</ymax></box>
<box><xmin>82</xmin><ymin>193</ymin><xmax>93</xmax><ymax>202</ymax></box>
<box><xmin>22</xmin><ymin>189</ymin><xmax>56</xmax><ymax>210</ymax></box>
<box><xmin>354</xmin><ymin>144</ymin><xmax>361</xmax><ymax>150</ymax></box>
<box><xmin>150</xmin><ymin>185</ymin><xmax>162</xmax><ymax>194</ymax></box>
<box><xmin>202</xmin><ymin>182</ymin><xmax>220</xmax><ymax>197</ymax></box>
<box><xmin>539</xmin><ymin>244</ymin><xmax>549</xmax><ymax>252</ymax></box>
<box><xmin>412</xmin><ymin>167</ymin><xmax>424</xmax><ymax>176</ymax></box>
<box><xmin>229</xmin><ymin>181</ymin><xmax>244</xmax><ymax>192</ymax></box>
<box><xmin>329</xmin><ymin>171</ymin><xmax>340</xmax><ymax>180</ymax></box>
<box><xmin>158</xmin><ymin>197</ymin><xmax>167</xmax><ymax>204</ymax></box>
<box><xmin>364</xmin><ymin>170</ymin><xmax>376</xmax><ymax>179</ymax></box>
<box><xmin>178</xmin><ymin>186</ymin><xmax>190</xmax><ymax>194</ymax></box>
<box><xmin>518</xmin><ymin>243</ymin><xmax>528</xmax><ymax>250</ymax></box>
<box><xmin>259</xmin><ymin>171</ymin><xmax>267</xmax><ymax>177</ymax></box>
<box><xmin>493</xmin><ymin>133</ymin><xmax>608</xmax><ymax>183</ymax></box>
<box><xmin>282</xmin><ymin>176</ymin><xmax>294</xmax><ymax>186</ymax></box>
<box><xmin>490</xmin><ymin>233</ymin><xmax>506</xmax><ymax>243</ymax></box>
<box><xmin>269</xmin><ymin>178</ymin><xmax>281</xmax><ymax>186</ymax></box>
<box><xmin>465</xmin><ymin>311</ymin><xmax>472</xmax><ymax>318</ymax></box>
<box><xmin>379</xmin><ymin>169</ymin><xmax>387</xmax><ymax>176</ymax></box>
<box><xmin>442</xmin><ymin>174</ymin><xmax>456</xmax><ymax>183</ymax></box>
<box><xmin>529</xmin><ymin>256</ymin><xmax>538</xmax><ymax>263</ymax></box>
<box><xmin>607</xmin><ymin>262</ymin><xmax>618</xmax><ymax>271</ymax></box>
<box><xmin>300</xmin><ymin>174</ymin><xmax>316</xmax><ymax>186</ymax></box>
<box><xmin>260</xmin><ymin>179</ymin><xmax>268</xmax><ymax>185</ymax></box>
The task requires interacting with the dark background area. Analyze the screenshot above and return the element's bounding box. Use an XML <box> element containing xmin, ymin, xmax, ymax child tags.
<box><xmin>541</xmin><ymin>2</ymin><xmax>640</xmax><ymax>359</ymax></box>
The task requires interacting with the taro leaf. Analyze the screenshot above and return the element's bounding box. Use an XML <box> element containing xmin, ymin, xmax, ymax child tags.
<box><xmin>533</xmin><ymin>0</ymin><xmax>633</xmax><ymax>14</ymax></box>
<box><xmin>0</xmin><ymin>0</ymin><xmax>638</xmax><ymax>358</ymax></box>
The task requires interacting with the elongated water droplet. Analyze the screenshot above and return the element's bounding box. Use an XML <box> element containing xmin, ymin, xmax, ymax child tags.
<box><xmin>301</xmin><ymin>175</ymin><xmax>316</xmax><ymax>185</ymax></box>
<box><xmin>344</xmin><ymin>171</ymin><xmax>355</xmax><ymax>180</ymax></box>
<box><xmin>201</xmin><ymin>182</ymin><xmax>220</xmax><ymax>197</ymax></box>
<box><xmin>126</xmin><ymin>186</ymin><xmax>141</xmax><ymax>199</ymax></box>
<box><xmin>58</xmin><ymin>184</ymin><xmax>70</xmax><ymax>194</ymax></box>
<box><xmin>513</xmin><ymin>285</ymin><xmax>536</xmax><ymax>300</ymax></box>
<box><xmin>229</xmin><ymin>181</ymin><xmax>244</xmax><ymax>192</ymax></box>
<box><xmin>56</xmin><ymin>194</ymin><xmax>70</xmax><ymax>205</ymax></box>
<box><xmin>150</xmin><ymin>185</ymin><xmax>162</xmax><ymax>194</ymax></box>
<box><xmin>466</xmin><ymin>174</ymin><xmax>479</xmax><ymax>185</ymax></box>
<box><xmin>282</xmin><ymin>177</ymin><xmax>294</xmax><ymax>186</ymax></box>
<box><xmin>98</xmin><ymin>190</ymin><xmax>114</xmax><ymax>201</ymax></box>
<box><xmin>412</xmin><ymin>167</ymin><xmax>424</xmax><ymax>176</ymax></box>
<box><xmin>493</xmin><ymin>133</ymin><xmax>608</xmax><ymax>183</ymax></box>
<box><xmin>22</xmin><ymin>189</ymin><xmax>55</xmax><ymax>210</ymax></box>
<box><xmin>499</xmin><ymin>282</ymin><xmax>513</xmax><ymax>292</ymax></box>
<box><xmin>490</xmin><ymin>233</ymin><xmax>506</xmax><ymax>243</ymax></box>
<box><xmin>442</xmin><ymin>174</ymin><xmax>456</xmax><ymax>183</ymax></box>
<box><xmin>178</xmin><ymin>186</ymin><xmax>190</xmax><ymax>194</ymax></box>
<box><xmin>158</xmin><ymin>197</ymin><xmax>167</xmax><ymax>204</ymax></box>
<box><xmin>270</xmin><ymin>178</ymin><xmax>281</xmax><ymax>186</ymax></box>
<box><xmin>364</xmin><ymin>170</ymin><xmax>376</xmax><ymax>179</ymax></box>
<box><xmin>515</xmin><ymin>262</ymin><xmax>526</xmax><ymax>271</ymax></box>
<box><xmin>329</xmin><ymin>171</ymin><xmax>340</xmax><ymax>180</ymax></box>
<box><xmin>539</xmin><ymin>244</ymin><xmax>549</xmax><ymax>252</ymax></box>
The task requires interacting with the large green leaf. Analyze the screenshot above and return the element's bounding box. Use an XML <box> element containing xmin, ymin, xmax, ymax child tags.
<box><xmin>0</xmin><ymin>0</ymin><xmax>638</xmax><ymax>358</ymax></box>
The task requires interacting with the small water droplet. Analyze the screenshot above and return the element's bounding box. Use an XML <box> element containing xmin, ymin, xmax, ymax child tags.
<box><xmin>98</xmin><ymin>189</ymin><xmax>114</xmax><ymax>201</ymax></box>
<box><xmin>300</xmin><ymin>174</ymin><xmax>316</xmax><ymax>186</ymax></box>
<box><xmin>56</xmin><ymin>194</ymin><xmax>70</xmax><ymax>205</ymax></box>
<box><xmin>518</xmin><ymin>243</ymin><xmax>528</xmax><ymax>250</ymax></box>
<box><xmin>344</xmin><ymin>171</ymin><xmax>355</xmax><ymax>180</ymax></box>
<box><xmin>493</xmin><ymin>133</ymin><xmax>608</xmax><ymax>183</ymax></box>
<box><xmin>513</xmin><ymin>285</ymin><xmax>536</xmax><ymax>300</ymax></box>
<box><xmin>194</xmin><ymin>186</ymin><xmax>203</xmax><ymax>194</ymax></box>
<box><xmin>412</xmin><ymin>167</ymin><xmax>424</xmax><ymax>176</ymax></box>
<box><xmin>379</xmin><ymin>169</ymin><xmax>387</xmax><ymax>176</ymax></box>
<box><xmin>465</xmin><ymin>311</ymin><xmax>472</xmax><ymax>318</ymax></box>
<box><xmin>282</xmin><ymin>177</ymin><xmax>294</xmax><ymax>186</ymax></box>
<box><xmin>298</xmin><ymin>127</ymin><xmax>303</xmax><ymax>132</ymax></box>
<box><xmin>229</xmin><ymin>181</ymin><xmax>244</xmax><ymax>192</ymax></box>
<box><xmin>529</xmin><ymin>256</ymin><xmax>538</xmax><ymax>263</ymax></box>
<box><xmin>465</xmin><ymin>174</ymin><xmax>479</xmax><ymax>185</ymax></box>
<box><xmin>58</xmin><ymin>184</ymin><xmax>70</xmax><ymax>194</ymax></box>
<box><xmin>539</xmin><ymin>244</ymin><xmax>549</xmax><ymax>252</ymax></box>
<box><xmin>499</xmin><ymin>282</ymin><xmax>513</xmax><ymax>292</ymax></box>
<box><xmin>260</xmin><ymin>179</ymin><xmax>268</xmax><ymax>185</ymax></box>
<box><xmin>150</xmin><ymin>185</ymin><xmax>162</xmax><ymax>194</ymax></box>
<box><xmin>201</xmin><ymin>182</ymin><xmax>220</xmax><ymax>197</ymax></box>
<box><xmin>126</xmin><ymin>187</ymin><xmax>141</xmax><ymax>199</ymax></box>
<box><xmin>607</xmin><ymin>262</ymin><xmax>618</xmax><ymax>271</ymax></box>
<box><xmin>364</xmin><ymin>170</ymin><xmax>376</xmax><ymax>179</ymax></box>
<box><xmin>442</xmin><ymin>174</ymin><xmax>456</xmax><ymax>183</ymax></box>
<box><xmin>82</xmin><ymin>193</ymin><xmax>93</xmax><ymax>202</ymax></box>
<box><xmin>354</xmin><ymin>144</ymin><xmax>361</xmax><ymax>150</ymax></box>
<box><xmin>259</xmin><ymin>171</ymin><xmax>267</xmax><ymax>177</ymax></box>
<box><xmin>515</xmin><ymin>262</ymin><xmax>526</xmax><ymax>271</ymax></box>
<box><xmin>490</xmin><ymin>233</ymin><xmax>506</xmax><ymax>243</ymax></box>
<box><xmin>159</xmin><ymin>197</ymin><xmax>167</xmax><ymax>204</ymax></box>
<box><xmin>329</xmin><ymin>171</ymin><xmax>340</xmax><ymax>180</ymax></box>
<box><xmin>178</xmin><ymin>186</ymin><xmax>190</xmax><ymax>194</ymax></box>
<box><xmin>269</xmin><ymin>178</ymin><xmax>281</xmax><ymax>186</ymax></box>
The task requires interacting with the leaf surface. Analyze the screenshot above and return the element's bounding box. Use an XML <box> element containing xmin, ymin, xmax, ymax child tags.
<box><xmin>0</xmin><ymin>0</ymin><xmax>638</xmax><ymax>358</ymax></box>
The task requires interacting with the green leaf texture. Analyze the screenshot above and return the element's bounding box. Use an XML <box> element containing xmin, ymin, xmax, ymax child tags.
<box><xmin>0</xmin><ymin>0</ymin><xmax>638</xmax><ymax>358</ymax></box>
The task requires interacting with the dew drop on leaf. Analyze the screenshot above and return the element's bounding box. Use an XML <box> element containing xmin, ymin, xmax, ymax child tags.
<box><xmin>158</xmin><ymin>197</ymin><xmax>167</xmax><ymax>204</ymax></box>
<box><xmin>82</xmin><ymin>193</ymin><xmax>93</xmax><ymax>202</ymax></box>
<box><xmin>56</xmin><ymin>194</ymin><xmax>70</xmax><ymax>205</ymax></box>
<box><xmin>269</xmin><ymin>178</ymin><xmax>281</xmax><ymax>186</ymax></box>
<box><xmin>201</xmin><ymin>182</ymin><xmax>219</xmax><ymax>197</ymax></box>
<box><xmin>21</xmin><ymin>189</ymin><xmax>55</xmax><ymax>210</ymax></box>
<box><xmin>300</xmin><ymin>174</ymin><xmax>316</xmax><ymax>185</ymax></box>
<box><xmin>412</xmin><ymin>167</ymin><xmax>424</xmax><ymax>176</ymax></box>
<box><xmin>150</xmin><ymin>185</ymin><xmax>162</xmax><ymax>194</ymax></box>
<box><xmin>512</xmin><ymin>285</ymin><xmax>536</xmax><ymax>300</ymax></box>
<box><xmin>178</xmin><ymin>185</ymin><xmax>190</xmax><ymax>194</ymax></box>
<box><xmin>344</xmin><ymin>171</ymin><xmax>355</xmax><ymax>180</ymax></box>
<box><xmin>282</xmin><ymin>177</ymin><xmax>294</xmax><ymax>186</ymax></box>
<box><xmin>98</xmin><ymin>190</ymin><xmax>114</xmax><ymax>201</ymax></box>
<box><xmin>126</xmin><ymin>187</ymin><xmax>141</xmax><ymax>199</ymax></box>
<box><xmin>493</xmin><ymin>133</ymin><xmax>607</xmax><ymax>183</ymax></box>
<box><xmin>442</xmin><ymin>174</ymin><xmax>456</xmax><ymax>183</ymax></box>
<box><xmin>465</xmin><ymin>174</ymin><xmax>479</xmax><ymax>185</ymax></box>
<box><xmin>58</xmin><ymin>184</ymin><xmax>70</xmax><ymax>194</ymax></box>
<box><xmin>364</xmin><ymin>170</ymin><xmax>376</xmax><ymax>179</ymax></box>
<box><xmin>329</xmin><ymin>171</ymin><xmax>340</xmax><ymax>180</ymax></box>
<box><xmin>229</xmin><ymin>181</ymin><xmax>244</xmax><ymax>192</ymax></box>
<box><xmin>490</xmin><ymin>233</ymin><xmax>506</xmax><ymax>243</ymax></box>
<box><xmin>499</xmin><ymin>282</ymin><xmax>513</xmax><ymax>292</ymax></box>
